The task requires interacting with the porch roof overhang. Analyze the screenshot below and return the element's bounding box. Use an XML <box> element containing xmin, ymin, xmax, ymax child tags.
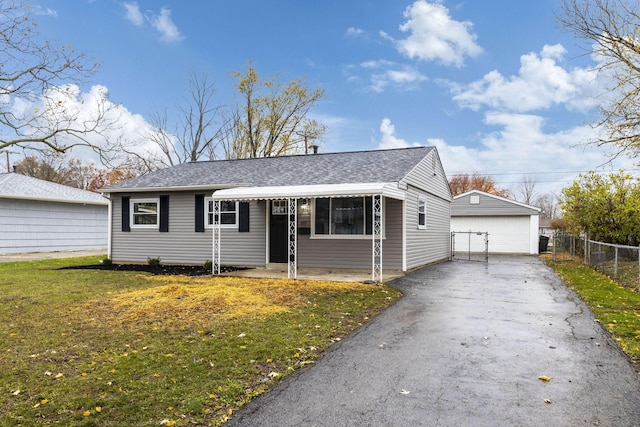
<box><xmin>209</xmin><ymin>182</ymin><xmax>405</xmax><ymax>201</ymax></box>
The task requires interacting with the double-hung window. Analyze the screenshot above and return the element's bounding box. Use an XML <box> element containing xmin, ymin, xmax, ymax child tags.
<box><xmin>205</xmin><ymin>198</ymin><xmax>238</xmax><ymax>227</ymax></box>
<box><xmin>314</xmin><ymin>197</ymin><xmax>376</xmax><ymax>238</ymax></box>
<box><xmin>131</xmin><ymin>198</ymin><xmax>159</xmax><ymax>228</ymax></box>
<box><xmin>418</xmin><ymin>197</ymin><xmax>427</xmax><ymax>229</ymax></box>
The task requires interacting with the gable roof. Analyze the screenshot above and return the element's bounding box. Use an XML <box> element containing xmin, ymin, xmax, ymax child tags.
<box><xmin>0</xmin><ymin>173</ymin><xmax>108</xmax><ymax>205</ymax></box>
<box><xmin>452</xmin><ymin>190</ymin><xmax>540</xmax><ymax>216</ymax></box>
<box><xmin>100</xmin><ymin>146</ymin><xmax>435</xmax><ymax>193</ymax></box>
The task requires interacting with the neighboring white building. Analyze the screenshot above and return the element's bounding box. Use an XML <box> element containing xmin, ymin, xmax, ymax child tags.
<box><xmin>0</xmin><ymin>173</ymin><xmax>108</xmax><ymax>254</ymax></box>
<box><xmin>451</xmin><ymin>190</ymin><xmax>541</xmax><ymax>255</ymax></box>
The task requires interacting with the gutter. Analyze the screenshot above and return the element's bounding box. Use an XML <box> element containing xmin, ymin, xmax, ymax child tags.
<box><xmin>98</xmin><ymin>183</ymin><xmax>249</xmax><ymax>194</ymax></box>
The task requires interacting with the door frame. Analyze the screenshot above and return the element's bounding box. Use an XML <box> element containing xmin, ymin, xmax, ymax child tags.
<box><xmin>268</xmin><ymin>200</ymin><xmax>288</xmax><ymax>263</ymax></box>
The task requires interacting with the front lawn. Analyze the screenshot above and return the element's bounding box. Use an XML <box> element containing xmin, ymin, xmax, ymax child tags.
<box><xmin>0</xmin><ymin>256</ymin><xmax>401</xmax><ymax>426</ymax></box>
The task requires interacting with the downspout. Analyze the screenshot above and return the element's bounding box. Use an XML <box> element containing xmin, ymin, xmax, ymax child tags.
<box><xmin>401</xmin><ymin>198</ymin><xmax>407</xmax><ymax>271</ymax></box>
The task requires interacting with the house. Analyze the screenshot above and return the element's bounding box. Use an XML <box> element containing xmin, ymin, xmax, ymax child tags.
<box><xmin>0</xmin><ymin>173</ymin><xmax>108</xmax><ymax>254</ymax></box>
<box><xmin>539</xmin><ymin>218</ymin><xmax>555</xmax><ymax>236</ymax></box>
<box><xmin>451</xmin><ymin>190</ymin><xmax>540</xmax><ymax>255</ymax></box>
<box><xmin>99</xmin><ymin>146</ymin><xmax>452</xmax><ymax>281</ymax></box>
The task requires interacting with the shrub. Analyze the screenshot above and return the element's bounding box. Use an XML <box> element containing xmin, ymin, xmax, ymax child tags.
<box><xmin>147</xmin><ymin>257</ymin><xmax>161</xmax><ymax>268</ymax></box>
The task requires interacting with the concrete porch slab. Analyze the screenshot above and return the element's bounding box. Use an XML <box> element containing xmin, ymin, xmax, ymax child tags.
<box><xmin>218</xmin><ymin>265</ymin><xmax>404</xmax><ymax>283</ymax></box>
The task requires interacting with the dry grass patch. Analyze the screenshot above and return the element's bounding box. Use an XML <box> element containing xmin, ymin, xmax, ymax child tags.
<box><xmin>84</xmin><ymin>275</ymin><xmax>378</xmax><ymax>330</ymax></box>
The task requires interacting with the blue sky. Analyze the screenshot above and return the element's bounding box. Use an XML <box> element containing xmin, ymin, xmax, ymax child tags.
<box><xmin>26</xmin><ymin>0</ymin><xmax>637</xmax><ymax>196</ymax></box>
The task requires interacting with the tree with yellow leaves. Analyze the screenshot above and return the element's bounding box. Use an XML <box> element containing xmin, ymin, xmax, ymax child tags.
<box><xmin>221</xmin><ymin>61</ymin><xmax>326</xmax><ymax>159</ymax></box>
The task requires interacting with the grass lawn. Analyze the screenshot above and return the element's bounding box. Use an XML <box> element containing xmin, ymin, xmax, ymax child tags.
<box><xmin>0</xmin><ymin>256</ymin><xmax>401</xmax><ymax>426</ymax></box>
<box><xmin>542</xmin><ymin>254</ymin><xmax>640</xmax><ymax>370</ymax></box>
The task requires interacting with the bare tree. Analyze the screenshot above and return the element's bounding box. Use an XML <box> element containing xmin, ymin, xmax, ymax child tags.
<box><xmin>221</xmin><ymin>62</ymin><xmax>326</xmax><ymax>159</ymax></box>
<box><xmin>534</xmin><ymin>193</ymin><xmax>560</xmax><ymax>219</ymax></box>
<box><xmin>133</xmin><ymin>64</ymin><xmax>326</xmax><ymax>168</ymax></box>
<box><xmin>0</xmin><ymin>1</ymin><xmax>117</xmax><ymax>158</ymax></box>
<box><xmin>514</xmin><ymin>176</ymin><xmax>537</xmax><ymax>205</ymax></box>
<box><xmin>143</xmin><ymin>72</ymin><xmax>225</xmax><ymax>167</ymax></box>
<box><xmin>559</xmin><ymin>0</ymin><xmax>640</xmax><ymax>159</ymax></box>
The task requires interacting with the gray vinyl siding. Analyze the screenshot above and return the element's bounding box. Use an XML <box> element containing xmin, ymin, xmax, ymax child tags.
<box><xmin>110</xmin><ymin>192</ymin><xmax>265</xmax><ymax>266</ymax></box>
<box><xmin>0</xmin><ymin>198</ymin><xmax>107</xmax><ymax>254</ymax></box>
<box><xmin>452</xmin><ymin>192</ymin><xmax>539</xmax><ymax>216</ymax></box>
<box><xmin>405</xmin><ymin>188</ymin><xmax>451</xmax><ymax>270</ymax></box>
<box><xmin>401</xmin><ymin>148</ymin><xmax>452</xmax><ymax>269</ymax></box>
<box><xmin>401</xmin><ymin>149</ymin><xmax>452</xmax><ymax>202</ymax></box>
<box><xmin>297</xmin><ymin>198</ymin><xmax>403</xmax><ymax>270</ymax></box>
<box><xmin>222</xmin><ymin>200</ymin><xmax>266</xmax><ymax>266</ymax></box>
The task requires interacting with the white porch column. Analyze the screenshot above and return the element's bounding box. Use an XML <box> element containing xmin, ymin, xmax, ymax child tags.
<box><xmin>288</xmin><ymin>197</ymin><xmax>297</xmax><ymax>279</ymax></box>
<box><xmin>212</xmin><ymin>200</ymin><xmax>221</xmax><ymax>275</ymax></box>
<box><xmin>372</xmin><ymin>195</ymin><xmax>383</xmax><ymax>283</ymax></box>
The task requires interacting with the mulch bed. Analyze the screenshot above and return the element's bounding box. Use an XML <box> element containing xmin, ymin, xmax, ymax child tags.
<box><xmin>58</xmin><ymin>264</ymin><xmax>244</xmax><ymax>276</ymax></box>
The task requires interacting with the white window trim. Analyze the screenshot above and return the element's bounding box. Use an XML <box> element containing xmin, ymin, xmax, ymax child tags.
<box><xmin>130</xmin><ymin>197</ymin><xmax>159</xmax><ymax>229</ymax></box>
<box><xmin>205</xmin><ymin>197</ymin><xmax>238</xmax><ymax>228</ymax></box>
<box><xmin>417</xmin><ymin>197</ymin><xmax>427</xmax><ymax>230</ymax></box>
<box><xmin>310</xmin><ymin>197</ymin><xmax>385</xmax><ymax>240</ymax></box>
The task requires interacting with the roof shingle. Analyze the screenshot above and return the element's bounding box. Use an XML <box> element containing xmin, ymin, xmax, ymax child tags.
<box><xmin>0</xmin><ymin>173</ymin><xmax>108</xmax><ymax>205</ymax></box>
<box><xmin>101</xmin><ymin>146</ymin><xmax>434</xmax><ymax>192</ymax></box>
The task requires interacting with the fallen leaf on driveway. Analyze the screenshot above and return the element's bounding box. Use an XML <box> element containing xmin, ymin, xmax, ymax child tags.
<box><xmin>400</xmin><ymin>389</ymin><xmax>410</xmax><ymax>395</ymax></box>
<box><xmin>544</xmin><ymin>398</ymin><xmax>552</xmax><ymax>404</ymax></box>
<box><xmin>538</xmin><ymin>375</ymin><xmax>551</xmax><ymax>382</ymax></box>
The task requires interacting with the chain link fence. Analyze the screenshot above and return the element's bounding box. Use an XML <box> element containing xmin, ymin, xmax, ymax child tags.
<box><xmin>553</xmin><ymin>232</ymin><xmax>640</xmax><ymax>290</ymax></box>
<box><xmin>451</xmin><ymin>231</ymin><xmax>489</xmax><ymax>262</ymax></box>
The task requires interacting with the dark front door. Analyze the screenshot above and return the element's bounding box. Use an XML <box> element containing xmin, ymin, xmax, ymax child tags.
<box><xmin>269</xmin><ymin>201</ymin><xmax>288</xmax><ymax>263</ymax></box>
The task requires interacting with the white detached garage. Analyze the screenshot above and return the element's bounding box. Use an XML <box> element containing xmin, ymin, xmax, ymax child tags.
<box><xmin>451</xmin><ymin>190</ymin><xmax>540</xmax><ymax>255</ymax></box>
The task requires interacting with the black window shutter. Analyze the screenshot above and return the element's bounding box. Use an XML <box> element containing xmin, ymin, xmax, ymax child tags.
<box><xmin>195</xmin><ymin>194</ymin><xmax>205</xmax><ymax>232</ymax></box>
<box><xmin>239</xmin><ymin>202</ymin><xmax>250</xmax><ymax>232</ymax></box>
<box><xmin>122</xmin><ymin>196</ymin><xmax>130</xmax><ymax>232</ymax></box>
<box><xmin>159</xmin><ymin>195</ymin><xmax>169</xmax><ymax>232</ymax></box>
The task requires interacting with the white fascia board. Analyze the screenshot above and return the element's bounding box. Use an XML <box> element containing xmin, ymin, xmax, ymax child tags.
<box><xmin>210</xmin><ymin>183</ymin><xmax>406</xmax><ymax>201</ymax></box>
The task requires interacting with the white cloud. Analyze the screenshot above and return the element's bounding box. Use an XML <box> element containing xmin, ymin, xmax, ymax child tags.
<box><xmin>123</xmin><ymin>2</ymin><xmax>143</xmax><ymax>27</ymax></box>
<box><xmin>347</xmin><ymin>60</ymin><xmax>427</xmax><ymax>93</ymax></box>
<box><xmin>345</xmin><ymin>27</ymin><xmax>366</xmax><ymax>38</ymax></box>
<box><xmin>431</xmin><ymin>112</ymin><xmax>633</xmax><ymax>195</ymax></box>
<box><xmin>338</xmin><ymin>111</ymin><xmax>633</xmax><ymax>196</ymax></box>
<box><xmin>378</xmin><ymin>118</ymin><xmax>422</xmax><ymax>149</ymax></box>
<box><xmin>32</xmin><ymin>6</ymin><xmax>57</xmax><ymax>17</ymax></box>
<box><xmin>390</xmin><ymin>0</ymin><xmax>482</xmax><ymax>67</ymax></box>
<box><xmin>122</xmin><ymin>3</ymin><xmax>184</xmax><ymax>43</ymax></box>
<box><xmin>452</xmin><ymin>44</ymin><xmax>601</xmax><ymax>113</ymax></box>
<box><xmin>149</xmin><ymin>7</ymin><xmax>184</xmax><ymax>43</ymax></box>
<box><xmin>9</xmin><ymin>84</ymin><xmax>166</xmax><ymax>165</ymax></box>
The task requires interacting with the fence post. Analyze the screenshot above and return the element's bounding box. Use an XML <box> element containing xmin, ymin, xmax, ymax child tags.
<box><xmin>614</xmin><ymin>246</ymin><xmax>618</xmax><ymax>279</ymax></box>
<box><xmin>584</xmin><ymin>232</ymin><xmax>588</xmax><ymax>265</ymax></box>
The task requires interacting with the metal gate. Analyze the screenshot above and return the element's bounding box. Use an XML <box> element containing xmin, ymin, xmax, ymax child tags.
<box><xmin>451</xmin><ymin>231</ymin><xmax>489</xmax><ymax>262</ymax></box>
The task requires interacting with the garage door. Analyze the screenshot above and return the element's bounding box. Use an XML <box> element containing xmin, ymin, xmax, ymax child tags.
<box><xmin>452</xmin><ymin>216</ymin><xmax>531</xmax><ymax>254</ymax></box>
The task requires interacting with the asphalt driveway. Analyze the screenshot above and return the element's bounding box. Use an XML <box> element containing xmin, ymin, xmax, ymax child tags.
<box><xmin>226</xmin><ymin>255</ymin><xmax>640</xmax><ymax>427</ymax></box>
